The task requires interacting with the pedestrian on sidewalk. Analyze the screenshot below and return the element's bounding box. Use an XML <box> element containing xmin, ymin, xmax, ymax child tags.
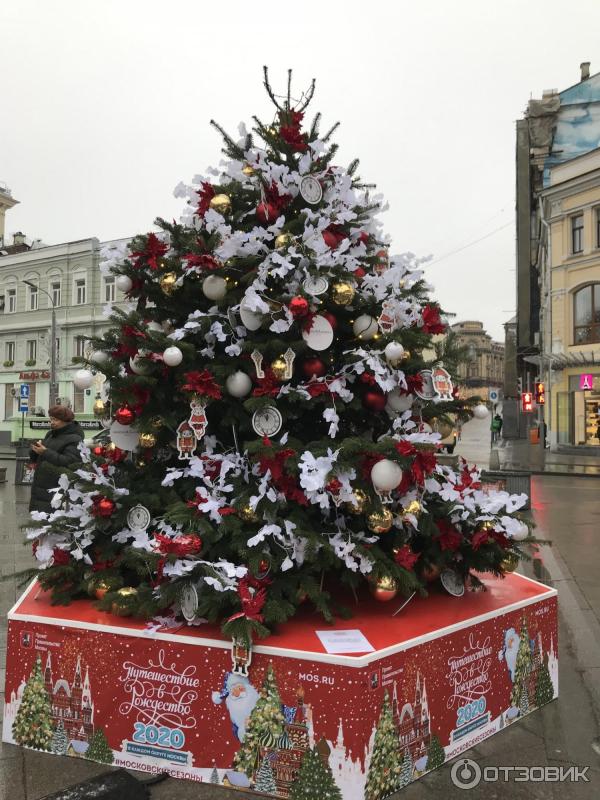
<box><xmin>28</xmin><ymin>405</ymin><xmax>85</xmax><ymax>514</ymax></box>
<box><xmin>490</xmin><ymin>412</ymin><xmax>503</xmax><ymax>445</ymax></box>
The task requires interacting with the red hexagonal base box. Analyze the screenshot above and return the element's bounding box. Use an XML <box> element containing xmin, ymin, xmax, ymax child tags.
<box><xmin>3</xmin><ymin>573</ymin><xmax>557</xmax><ymax>798</ymax></box>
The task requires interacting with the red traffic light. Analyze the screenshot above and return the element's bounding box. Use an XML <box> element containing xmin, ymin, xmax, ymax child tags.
<box><xmin>535</xmin><ymin>382</ymin><xmax>545</xmax><ymax>405</ymax></box>
<box><xmin>521</xmin><ymin>391</ymin><xmax>533</xmax><ymax>412</ymax></box>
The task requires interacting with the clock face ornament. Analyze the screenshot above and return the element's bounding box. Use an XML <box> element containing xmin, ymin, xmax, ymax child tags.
<box><xmin>180</xmin><ymin>584</ymin><xmax>199</xmax><ymax>622</ymax></box>
<box><xmin>300</xmin><ymin>176</ymin><xmax>323</xmax><ymax>205</ymax></box>
<box><xmin>252</xmin><ymin>406</ymin><xmax>283</xmax><ymax>438</ymax></box>
<box><xmin>303</xmin><ymin>275</ymin><xmax>329</xmax><ymax>296</ymax></box>
<box><xmin>440</xmin><ymin>568</ymin><xmax>465</xmax><ymax>597</ymax></box>
<box><xmin>127</xmin><ymin>504</ymin><xmax>151</xmax><ymax>532</ymax></box>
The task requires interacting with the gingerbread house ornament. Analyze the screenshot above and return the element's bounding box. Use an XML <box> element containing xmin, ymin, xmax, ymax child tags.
<box><xmin>176</xmin><ymin>420</ymin><xmax>197</xmax><ymax>460</ymax></box>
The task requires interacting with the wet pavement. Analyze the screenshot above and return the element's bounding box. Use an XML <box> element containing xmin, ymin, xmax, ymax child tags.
<box><xmin>1</xmin><ymin>447</ymin><xmax>600</xmax><ymax>799</ymax></box>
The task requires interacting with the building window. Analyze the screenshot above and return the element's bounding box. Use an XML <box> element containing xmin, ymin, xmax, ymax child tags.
<box><xmin>5</xmin><ymin>341</ymin><xmax>15</xmax><ymax>363</ymax></box>
<box><xmin>75</xmin><ymin>279</ymin><xmax>86</xmax><ymax>305</ymax></box>
<box><xmin>571</xmin><ymin>214</ymin><xmax>584</xmax><ymax>254</ymax></box>
<box><xmin>104</xmin><ymin>276</ymin><xmax>116</xmax><ymax>303</ymax></box>
<box><xmin>51</xmin><ymin>281</ymin><xmax>61</xmax><ymax>307</ymax></box>
<box><xmin>6</xmin><ymin>288</ymin><xmax>16</xmax><ymax>313</ymax></box>
<box><xmin>73</xmin><ymin>387</ymin><xmax>85</xmax><ymax>413</ymax></box>
<box><xmin>26</xmin><ymin>340</ymin><xmax>37</xmax><ymax>363</ymax></box>
<box><xmin>74</xmin><ymin>336</ymin><xmax>87</xmax><ymax>359</ymax></box>
<box><xmin>4</xmin><ymin>384</ymin><xmax>16</xmax><ymax>419</ymax></box>
<box><xmin>574</xmin><ymin>284</ymin><xmax>600</xmax><ymax>344</ymax></box>
<box><xmin>28</xmin><ymin>284</ymin><xmax>38</xmax><ymax>311</ymax></box>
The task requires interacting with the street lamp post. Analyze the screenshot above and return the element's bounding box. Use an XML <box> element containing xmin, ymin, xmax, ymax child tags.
<box><xmin>22</xmin><ymin>280</ymin><xmax>58</xmax><ymax>406</ymax></box>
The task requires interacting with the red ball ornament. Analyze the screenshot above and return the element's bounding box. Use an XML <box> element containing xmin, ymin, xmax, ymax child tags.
<box><xmin>114</xmin><ymin>405</ymin><xmax>135</xmax><ymax>426</ymax></box>
<box><xmin>92</xmin><ymin>445</ymin><xmax>104</xmax><ymax>457</ymax></box>
<box><xmin>363</xmin><ymin>390</ymin><xmax>386</xmax><ymax>412</ymax></box>
<box><xmin>301</xmin><ymin>357</ymin><xmax>327</xmax><ymax>379</ymax></box>
<box><xmin>289</xmin><ymin>295</ymin><xmax>310</xmax><ymax>319</ymax></box>
<box><xmin>354</xmin><ymin>267</ymin><xmax>366</xmax><ymax>280</ymax></box>
<box><xmin>358</xmin><ymin>232</ymin><xmax>369</xmax><ymax>244</ymax></box>
<box><xmin>321</xmin><ymin>311</ymin><xmax>338</xmax><ymax>331</ymax></box>
<box><xmin>322</xmin><ymin>230</ymin><xmax>340</xmax><ymax>249</ymax></box>
<box><xmin>256</xmin><ymin>202</ymin><xmax>279</xmax><ymax>224</ymax></box>
<box><xmin>99</xmin><ymin>463</ymin><xmax>110</xmax><ymax>475</ymax></box>
<box><xmin>95</xmin><ymin>497</ymin><xmax>116</xmax><ymax>518</ymax></box>
<box><xmin>174</xmin><ymin>534</ymin><xmax>202</xmax><ymax>556</ymax></box>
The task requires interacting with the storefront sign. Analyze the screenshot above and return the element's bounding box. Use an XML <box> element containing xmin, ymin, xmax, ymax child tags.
<box><xmin>19</xmin><ymin>371</ymin><xmax>50</xmax><ymax>381</ymax></box>
<box><xmin>579</xmin><ymin>373</ymin><xmax>594</xmax><ymax>390</ymax></box>
<box><xmin>29</xmin><ymin>420</ymin><xmax>102</xmax><ymax>430</ymax></box>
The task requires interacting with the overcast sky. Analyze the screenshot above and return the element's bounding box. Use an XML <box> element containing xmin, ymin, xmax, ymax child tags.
<box><xmin>2</xmin><ymin>0</ymin><xmax>600</xmax><ymax>341</ymax></box>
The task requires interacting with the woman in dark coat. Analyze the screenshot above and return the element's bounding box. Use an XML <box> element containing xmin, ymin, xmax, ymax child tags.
<box><xmin>29</xmin><ymin>405</ymin><xmax>85</xmax><ymax>514</ymax></box>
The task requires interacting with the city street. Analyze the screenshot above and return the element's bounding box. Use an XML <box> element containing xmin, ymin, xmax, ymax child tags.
<box><xmin>1</xmin><ymin>418</ymin><xmax>599</xmax><ymax>799</ymax></box>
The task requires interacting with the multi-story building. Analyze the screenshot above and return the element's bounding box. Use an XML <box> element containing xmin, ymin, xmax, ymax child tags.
<box><xmin>450</xmin><ymin>320</ymin><xmax>505</xmax><ymax>400</ymax></box>
<box><xmin>536</xmin><ymin>148</ymin><xmax>600</xmax><ymax>450</ymax></box>
<box><xmin>515</xmin><ymin>62</ymin><xmax>600</xmax><ymax>391</ymax></box>
<box><xmin>0</xmin><ymin>187</ymin><xmax>128</xmax><ymax>442</ymax></box>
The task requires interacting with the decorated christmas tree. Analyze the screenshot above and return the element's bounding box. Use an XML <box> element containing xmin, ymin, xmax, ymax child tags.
<box><xmin>255</xmin><ymin>755</ymin><xmax>277</xmax><ymax>794</ymax></box>
<box><xmin>12</xmin><ymin>656</ymin><xmax>54</xmax><ymax>751</ymax></box>
<box><xmin>425</xmin><ymin>734</ymin><xmax>445</xmax><ymax>771</ymax></box>
<box><xmin>365</xmin><ymin>691</ymin><xmax>402</xmax><ymax>800</ymax></box>
<box><xmin>510</xmin><ymin>619</ymin><xmax>532</xmax><ymax>712</ymax></box>
<box><xmin>51</xmin><ymin>719</ymin><xmax>68</xmax><ymax>755</ymax></box>
<box><xmin>290</xmin><ymin>746</ymin><xmax>342</xmax><ymax>800</ymax></box>
<box><xmin>534</xmin><ymin>653</ymin><xmax>554</xmax><ymax>707</ymax></box>
<box><xmin>233</xmin><ymin>664</ymin><xmax>285</xmax><ymax>777</ymax></box>
<box><xmin>86</xmin><ymin>729</ymin><xmax>114</xmax><ymax>764</ymax></box>
<box><xmin>399</xmin><ymin>747</ymin><xmax>413</xmax><ymax>787</ymax></box>
<box><xmin>28</xmin><ymin>67</ymin><xmax>530</xmax><ymax>642</ymax></box>
<box><xmin>210</xmin><ymin>765</ymin><xmax>220</xmax><ymax>784</ymax></box>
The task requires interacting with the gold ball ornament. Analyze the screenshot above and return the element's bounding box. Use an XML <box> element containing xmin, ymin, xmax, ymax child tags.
<box><xmin>432</xmin><ymin>418</ymin><xmax>453</xmax><ymax>439</ymax></box>
<box><xmin>139</xmin><ymin>432</ymin><xmax>157</xmax><ymax>449</ymax></box>
<box><xmin>271</xmin><ymin>357</ymin><xmax>289</xmax><ymax>381</ymax></box>
<box><xmin>500</xmin><ymin>552</ymin><xmax>520</xmax><ymax>573</ymax></box>
<box><xmin>420</xmin><ymin>563</ymin><xmax>442</xmax><ymax>583</ymax></box>
<box><xmin>403</xmin><ymin>500</ymin><xmax>422</xmax><ymax>517</ymax></box>
<box><xmin>331</xmin><ymin>280</ymin><xmax>356</xmax><ymax>306</ymax></box>
<box><xmin>275</xmin><ymin>232</ymin><xmax>294</xmax><ymax>249</ymax></box>
<box><xmin>370</xmin><ymin>575</ymin><xmax>398</xmax><ymax>602</ymax></box>
<box><xmin>159</xmin><ymin>272</ymin><xmax>177</xmax><ymax>295</ymax></box>
<box><xmin>402</xmin><ymin>350</ymin><xmax>411</xmax><ymax>361</ymax></box>
<box><xmin>209</xmin><ymin>193</ymin><xmax>232</xmax><ymax>215</ymax></box>
<box><xmin>242</xmin><ymin>164</ymin><xmax>255</xmax><ymax>177</ymax></box>
<box><xmin>346</xmin><ymin>489</ymin><xmax>369</xmax><ymax>514</ymax></box>
<box><xmin>238</xmin><ymin>504</ymin><xmax>260</xmax><ymax>523</ymax></box>
<box><xmin>480</xmin><ymin>521</ymin><xmax>496</xmax><ymax>532</ymax></box>
<box><xmin>93</xmin><ymin>397</ymin><xmax>106</xmax><ymax>417</ymax></box>
<box><xmin>367</xmin><ymin>508</ymin><xmax>394</xmax><ymax>533</ymax></box>
<box><xmin>149</xmin><ymin>416</ymin><xmax>164</xmax><ymax>430</ymax></box>
<box><xmin>111</xmin><ymin>586</ymin><xmax>138</xmax><ymax>616</ymax></box>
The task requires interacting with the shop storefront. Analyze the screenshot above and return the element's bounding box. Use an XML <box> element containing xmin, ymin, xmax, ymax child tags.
<box><xmin>555</xmin><ymin>372</ymin><xmax>600</xmax><ymax>447</ymax></box>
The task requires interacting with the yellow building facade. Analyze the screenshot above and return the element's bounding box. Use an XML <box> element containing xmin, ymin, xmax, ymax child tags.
<box><xmin>540</xmin><ymin>148</ymin><xmax>600</xmax><ymax>449</ymax></box>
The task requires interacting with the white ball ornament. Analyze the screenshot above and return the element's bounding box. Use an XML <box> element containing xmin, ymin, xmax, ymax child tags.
<box><xmin>163</xmin><ymin>346</ymin><xmax>183</xmax><ymax>367</ymax></box>
<box><xmin>90</xmin><ymin>350</ymin><xmax>109</xmax><ymax>367</ymax></box>
<box><xmin>511</xmin><ymin>521</ymin><xmax>529</xmax><ymax>542</ymax></box>
<box><xmin>147</xmin><ymin>321</ymin><xmax>163</xmax><ymax>333</ymax></box>
<box><xmin>73</xmin><ymin>369</ymin><xmax>94</xmax><ymax>390</ymax></box>
<box><xmin>202</xmin><ymin>275</ymin><xmax>227</xmax><ymax>301</ymax></box>
<box><xmin>353</xmin><ymin>315</ymin><xmax>378</xmax><ymax>340</ymax></box>
<box><xmin>386</xmin><ymin>389</ymin><xmax>413</xmax><ymax>414</ymax></box>
<box><xmin>473</xmin><ymin>404</ymin><xmax>489</xmax><ymax>419</ymax></box>
<box><xmin>384</xmin><ymin>341</ymin><xmax>404</xmax><ymax>365</ymax></box>
<box><xmin>116</xmin><ymin>275</ymin><xmax>133</xmax><ymax>293</ymax></box>
<box><xmin>129</xmin><ymin>352</ymin><xmax>149</xmax><ymax>375</ymax></box>
<box><xmin>371</xmin><ymin>459</ymin><xmax>403</xmax><ymax>492</ymax></box>
<box><xmin>226</xmin><ymin>371</ymin><xmax>252</xmax><ymax>398</ymax></box>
